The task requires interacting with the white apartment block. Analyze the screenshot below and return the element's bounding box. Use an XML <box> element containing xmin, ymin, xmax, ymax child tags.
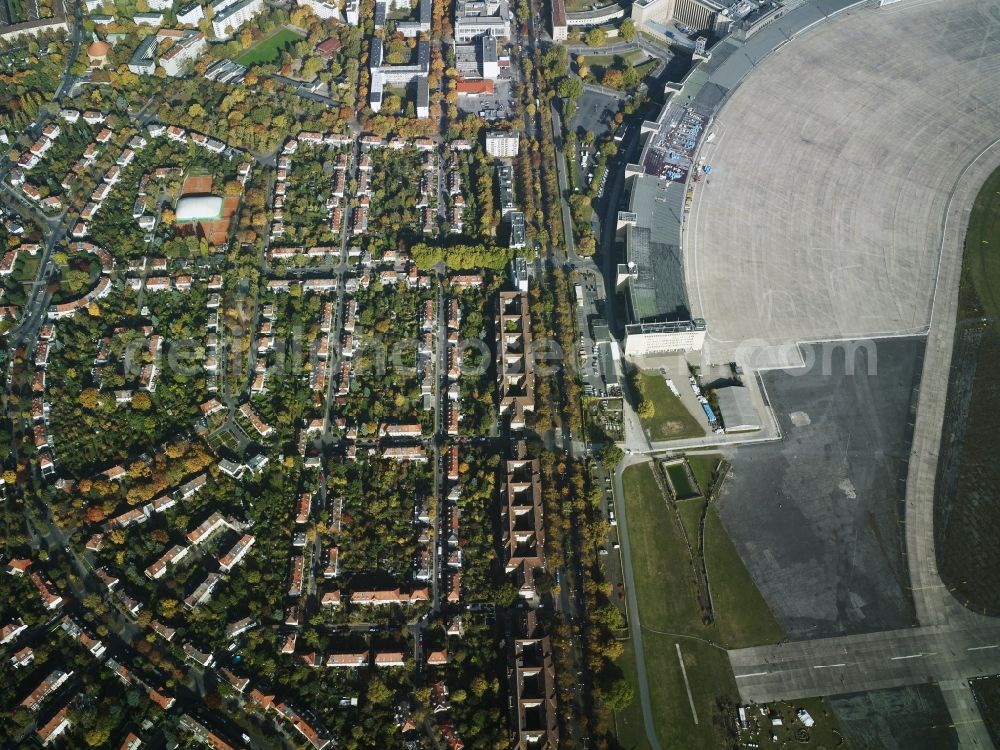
<box><xmin>485</xmin><ymin>131</ymin><xmax>519</xmax><ymax>158</ymax></box>
<box><xmin>177</xmin><ymin>1</ymin><xmax>205</xmax><ymax>24</ymax></box>
<box><xmin>213</xmin><ymin>0</ymin><xmax>264</xmax><ymax>38</ymax></box>
<box><xmin>160</xmin><ymin>32</ymin><xmax>207</xmax><ymax>77</ymax></box>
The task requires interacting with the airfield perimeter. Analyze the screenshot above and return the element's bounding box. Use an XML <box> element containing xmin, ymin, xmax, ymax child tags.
<box><xmin>683</xmin><ymin>0</ymin><xmax>1000</xmax><ymax>746</ymax></box>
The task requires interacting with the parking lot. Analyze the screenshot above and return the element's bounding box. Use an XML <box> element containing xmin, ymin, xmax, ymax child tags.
<box><xmin>570</xmin><ymin>89</ymin><xmax>625</xmax><ymax>138</ymax></box>
<box><xmin>456</xmin><ymin>76</ymin><xmax>515</xmax><ymax>119</ymax></box>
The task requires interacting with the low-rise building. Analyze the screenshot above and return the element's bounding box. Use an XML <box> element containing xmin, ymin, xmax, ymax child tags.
<box><xmin>145</xmin><ymin>545</ymin><xmax>189</xmax><ymax>579</ymax></box>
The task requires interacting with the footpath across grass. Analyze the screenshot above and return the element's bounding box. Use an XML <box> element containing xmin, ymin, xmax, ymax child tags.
<box><xmin>636</xmin><ymin>372</ymin><xmax>704</xmax><ymax>441</ymax></box>
<box><xmin>617</xmin><ymin>461</ymin><xmax>785</xmax><ymax>749</ymax></box>
<box><xmin>236</xmin><ymin>28</ymin><xmax>305</xmax><ymax>66</ymax></box>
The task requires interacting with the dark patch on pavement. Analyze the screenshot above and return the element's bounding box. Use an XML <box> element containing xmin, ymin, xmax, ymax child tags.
<box><xmin>827</xmin><ymin>684</ymin><xmax>958</xmax><ymax>750</ymax></box>
<box><xmin>717</xmin><ymin>338</ymin><xmax>923</xmax><ymax>639</ymax></box>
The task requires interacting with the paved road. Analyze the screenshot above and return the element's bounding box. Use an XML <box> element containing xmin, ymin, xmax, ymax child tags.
<box><xmin>581</xmin><ymin>81</ymin><xmax>628</xmax><ymax>99</ymax></box>
<box><xmin>567</xmin><ymin>42</ymin><xmax>639</xmax><ymax>56</ymax></box>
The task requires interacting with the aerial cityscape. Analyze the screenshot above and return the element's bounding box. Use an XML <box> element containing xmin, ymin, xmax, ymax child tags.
<box><xmin>0</xmin><ymin>0</ymin><xmax>999</xmax><ymax>747</ymax></box>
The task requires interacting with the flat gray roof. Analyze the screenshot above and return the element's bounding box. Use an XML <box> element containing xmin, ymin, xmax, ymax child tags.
<box><xmin>598</xmin><ymin>342</ymin><xmax>619</xmax><ymax>387</ymax></box>
<box><xmin>567</xmin><ymin>2</ymin><xmax>622</xmax><ymax>21</ymax></box>
<box><xmin>716</xmin><ymin>385</ymin><xmax>759</xmax><ymax>432</ymax></box>
<box><xmin>626</xmin><ymin>174</ymin><xmax>689</xmax><ymax>323</ymax></box>
<box><xmin>482</xmin><ymin>34</ymin><xmax>498</xmax><ymax>62</ymax></box>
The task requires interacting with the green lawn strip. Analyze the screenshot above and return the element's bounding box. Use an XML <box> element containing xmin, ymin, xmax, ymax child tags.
<box><xmin>580</xmin><ymin>53</ymin><xmax>617</xmax><ymax>66</ymax></box>
<box><xmin>621</xmin><ymin>463</ymin><xmax>730</xmax><ymax>747</ymax></box>
<box><xmin>676</xmin><ymin>498</ymin><xmax>703</xmax><ymax>550</ymax></box>
<box><xmin>972</xmin><ymin>675</ymin><xmax>1000</xmax><ymax>747</ymax></box>
<box><xmin>939</xmin><ymin>164</ymin><xmax>1000</xmax><ymax>610</ymax></box>
<box><xmin>959</xmin><ymin>166</ymin><xmax>1000</xmax><ymax>320</ymax></box>
<box><xmin>619</xmin><ymin>461</ymin><xmax>794</xmax><ymax>749</ymax></box>
<box><xmin>634</xmin><ymin>59</ymin><xmax>660</xmax><ymax>78</ymax></box>
<box><xmin>622</xmin><ymin>464</ymin><xmax>703</xmax><ymax>633</ymax></box>
<box><xmin>704</xmin><ymin>506</ymin><xmax>783</xmax><ymax>648</ymax></box>
<box><xmin>612</xmin><ymin>638</ymin><xmax>653</xmax><ymax>750</ymax></box>
<box><xmin>687</xmin><ymin>454</ymin><xmax>719</xmax><ymax>496</ymax></box>
<box><xmin>637</xmin><ymin>372</ymin><xmax>705</xmax><ymax>441</ymax></box>
<box><xmin>638</xmin><ymin>624</ymin><xmax>737</xmax><ymax>749</ymax></box>
<box><xmin>236</xmin><ymin>28</ymin><xmax>305</xmax><ymax>66</ymax></box>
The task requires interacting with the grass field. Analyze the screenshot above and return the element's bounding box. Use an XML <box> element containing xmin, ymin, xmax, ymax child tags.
<box><xmin>634</xmin><ymin>59</ymin><xmax>660</xmax><ymax>80</ymax></box>
<box><xmin>618</xmin><ymin>462</ymin><xmax>788</xmax><ymax>749</ymax></box>
<box><xmin>937</xmin><ymin>165</ymin><xmax>1000</xmax><ymax>614</ymax></box>
<box><xmin>612</xmin><ymin>639</ymin><xmax>652</xmax><ymax>750</ymax></box>
<box><xmin>580</xmin><ymin>50</ymin><xmax>648</xmax><ymax>67</ymax></box>
<box><xmin>958</xmin><ymin>166</ymin><xmax>1000</xmax><ymax>320</ymax></box>
<box><xmin>705</xmin><ymin>506</ymin><xmax>784</xmax><ymax>647</ymax></box>
<box><xmin>676</xmin><ymin>498</ymin><xmax>703</xmax><ymax>549</ymax></box>
<box><xmin>236</xmin><ymin>28</ymin><xmax>305</xmax><ymax>66</ymax></box>
<box><xmin>688</xmin><ymin>454</ymin><xmax>720</xmax><ymax>496</ymax></box>
<box><xmin>637</xmin><ymin>372</ymin><xmax>705</xmax><ymax>441</ymax></box>
<box><xmin>1</xmin><ymin>251</ymin><xmax>41</xmax><ymax>307</ymax></box>
<box><xmin>972</xmin><ymin>675</ymin><xmax>1000</xmax><ymax>748</ymax></box>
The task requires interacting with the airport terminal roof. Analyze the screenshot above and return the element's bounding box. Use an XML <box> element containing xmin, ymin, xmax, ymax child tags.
<box><xmin>669</xmin><ymin>0</ymin><xmax>865</xmax><ymax>118</ymax></box>
<box><xmin>625</xmin><ymin>174</ymin><xmax>689</xmax><ymax>323</ymax></box>
<box><xmin>176</xmin><ymin>195</ymin><xmax>223</xmax><ymax>222</ymax></box>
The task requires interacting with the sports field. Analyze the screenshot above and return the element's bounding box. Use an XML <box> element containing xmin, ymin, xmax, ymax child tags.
<box><xmin>236</xmin><ymin>28</ymin><xmax>305</xmax><ymax>66</ymax></box>
<box><xmin>180</xmin><ymin>175</ymin><xmax>237</xmax><ymax>245</ymax></box>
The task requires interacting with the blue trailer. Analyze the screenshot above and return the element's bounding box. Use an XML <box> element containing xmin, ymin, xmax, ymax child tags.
<box><xmin>701</xmin><ymin>403</ymin><xmax>718</xmax><ymax>424</ymax></box>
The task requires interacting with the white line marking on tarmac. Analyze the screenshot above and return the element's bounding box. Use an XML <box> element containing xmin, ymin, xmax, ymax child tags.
<box><xmin>735</xmin><ymin>672</ymin><xmax>768</xmax><ymax>679</ymax></box>
<box><xmin>890</xmin><ymin>654</ymin><xmax>924</xmax><ymax>660</ymax></box>
<box><xmin>967</xmin><ymin>645</ymin><xmax>999</xmax><ymax>651</ymax></box>
<box><xmin>812</xmin><ymin>663</ymin><xmax>846</xmax><ymax>669</ymax></box>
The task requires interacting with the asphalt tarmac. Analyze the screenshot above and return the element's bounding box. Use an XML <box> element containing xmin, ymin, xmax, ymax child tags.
<box><xmin>716</xmin><ymin>338</ymin><xmax>924</xmax><ymax>639</ymax></box>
